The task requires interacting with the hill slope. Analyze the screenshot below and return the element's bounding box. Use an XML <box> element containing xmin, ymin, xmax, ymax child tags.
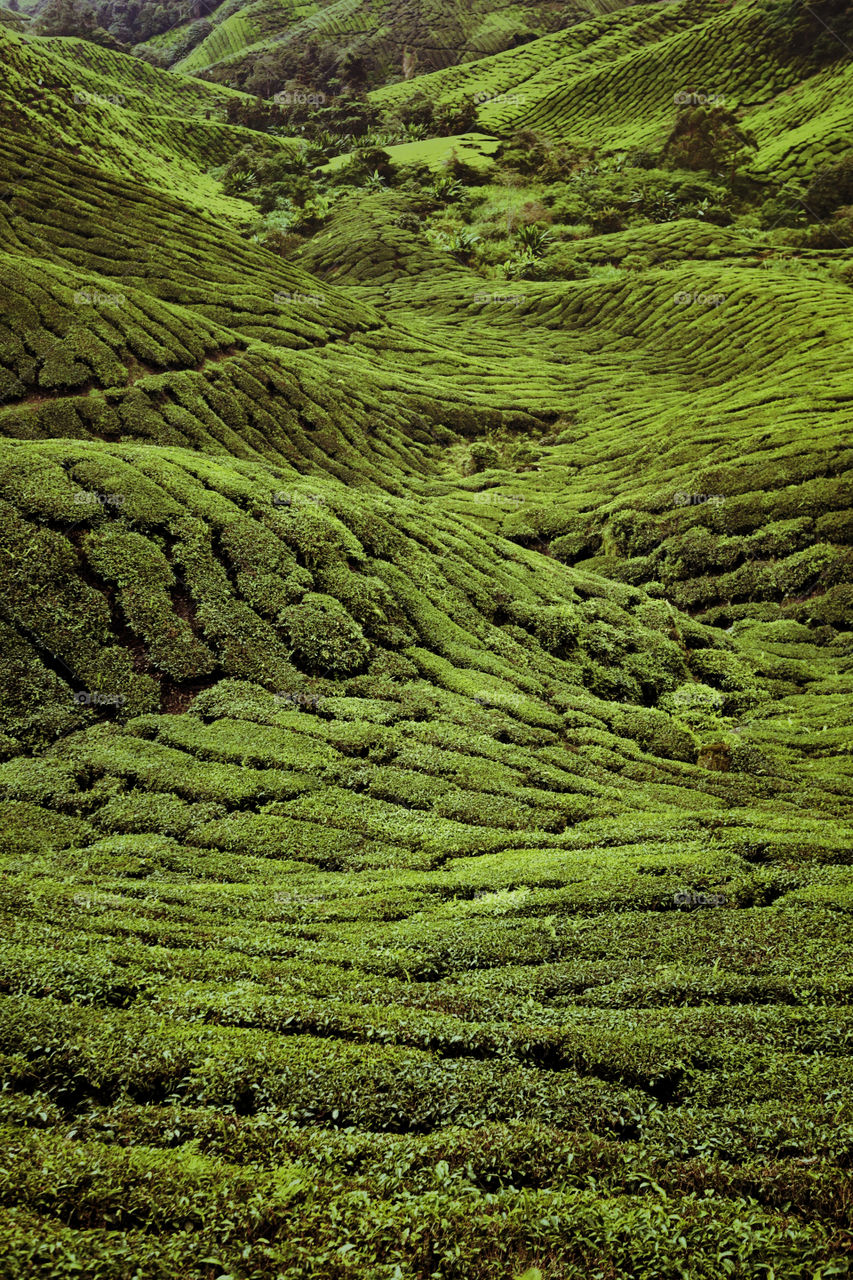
<box><xmin>0</xmin><ymin>8</ymin><xmax>851</xmax><ymax>1279</ymax></box>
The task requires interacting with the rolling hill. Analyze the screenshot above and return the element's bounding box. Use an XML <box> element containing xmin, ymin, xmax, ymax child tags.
<box><xmin>0</xmin><ymin>1</ymin><xmax>851</xmax><ymax>1277</ymax></box>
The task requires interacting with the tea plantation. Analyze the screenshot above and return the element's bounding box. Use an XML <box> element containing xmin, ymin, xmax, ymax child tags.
<box><xmin>0</xmin><ymin>0</ymin><xmax>851</xmax><ymax>1275</ymax></box>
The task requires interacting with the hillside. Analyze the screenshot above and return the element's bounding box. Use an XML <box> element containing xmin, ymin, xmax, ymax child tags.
<box><xmin>0</xmin><ymin>1</ymin><xmax>851</xmax><ymax>1277</ymax></box>
<box><xmin>127</xmin><ymin>0</ymin><xmax>634</xmax><ymax>84</ymax></box>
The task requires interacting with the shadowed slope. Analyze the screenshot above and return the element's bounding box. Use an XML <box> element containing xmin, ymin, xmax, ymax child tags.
<box><xmin>372</xmin><ymin>0</ymin><xmax>853</xmax><ymax>176</ymax></box>
<box><xmin>165</xmin><ymin>0</ymin><xmax>632</xmax><ymax>82</ymax></box>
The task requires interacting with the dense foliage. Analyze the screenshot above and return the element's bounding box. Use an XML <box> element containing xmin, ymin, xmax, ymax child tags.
<box><xmin>0</xmin><ymin>0</ymin><xmax>851</xmax><ymax>1274</ymax></box>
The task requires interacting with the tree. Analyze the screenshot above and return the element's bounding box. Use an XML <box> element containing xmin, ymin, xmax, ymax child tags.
<box><xmin>764</xmin><ymin>0</ymin><xmax>853</xmax><ymax>66</ymax></box>
<box><xmin>37</xmin><ymin>0</ymin><xmax>123</xmax><ymax>47</ymax></box>
<box><xmin>37</xmin><ymin>0</ymin><xmax>96</xmax><ymax>37</ymax></box>
<box><xmin>663</xmin><ymin>105</ymin><xmax>756</xmax><ymax>180</ymax></box>
<box><xmin>805</xmin><ymin>151</ymin><xmax>853</xmax><ymax>218</ymax></box>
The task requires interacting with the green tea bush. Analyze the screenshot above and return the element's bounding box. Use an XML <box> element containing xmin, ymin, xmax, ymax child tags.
<box><xmin>284</xmin><ymin>594</ymin><xmax>371</xmax><ymax>676</ymax></box>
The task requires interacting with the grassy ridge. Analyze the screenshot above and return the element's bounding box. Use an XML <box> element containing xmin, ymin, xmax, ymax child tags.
<box><xmin>372</xmin><ymin>0</ymin><xmax>853</xmax><ymax>175</ymax></box>
<box><xmin>169</xmin><ymin>0</ymin><xmax>631</xmax><ymax>81</ymax></box>
<box><xmin>0</xmin><ymin>28</ymin><xmax>294</xmax><ymax>213</ymax></box>
<box><xmin>174</xmin><ymin>0</ymin><xmax>319</xmax><ymax>75</ymax></box>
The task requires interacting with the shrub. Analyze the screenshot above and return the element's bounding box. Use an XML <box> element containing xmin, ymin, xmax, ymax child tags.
<box><xmin>590</xmin><ymin>207</ymin><xmax>625</xmax><ymax>235</ymax></box>
<box><xmin>551</xmin><ymin>521</ymin><xmax>602</xmax><ymax>563</ymax></box>
<box><xmin>525</xmin><ymin>247</ymin><xmax>590</xmax><ymax>281</ymax></box>
<box><xmin>515</xmin><ymin>225</ymin><xmax>554</xmax><ymax>256</ymax></box>
<box><xmin>662</xmin><ymin>106</ymin><xmax>756</xmax><ymax>177</ymax></box>
<box><xmin>625</xmin><ymin>150</ymin><xmax>659</xmax><ymax>169</ymax></box>
<box><xmin>465</xmin><ymin>443</ymin><xmax>500</xmax><ymax>474</ymax></box>
<box><xmin>797</xmin><ymin>215</ymin><xmax>853</xmax><ymax>250</ymax></box>
<box><xmin>607</xmin><ymin>510</ymin><xmax>659</xmax><ymax>558</ymax></box>
<box><xmin>284</xmin><ymin>593</ymin><xmax>371</xmax><ymax>676</ymax></box>
<box><xmin>608</xmin><ymin>705</ymin><xmax>697</xmax><ymax>762</ymax></box>
<box><xmin>533</xmin><ymin>606</ymin><xmax>581</xmax><ymax>658</ymax></box>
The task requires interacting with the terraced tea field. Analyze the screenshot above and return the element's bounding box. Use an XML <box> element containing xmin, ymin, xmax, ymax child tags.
<box><xmin>0</xmin><ymin>0</ymin><xmax>851</xmax><ymax>1276</ymax></box>
<box><xmin>164</xmin><ymin>0</ymin><xmax>627</xmax><ymax>83</ymax></box>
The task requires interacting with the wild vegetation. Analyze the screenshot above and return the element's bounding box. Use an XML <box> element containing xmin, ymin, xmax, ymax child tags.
<box><xmin>0</xmin><ymin>0</ymin><xmax>850</xmax><ymax>1275</ymax></box>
